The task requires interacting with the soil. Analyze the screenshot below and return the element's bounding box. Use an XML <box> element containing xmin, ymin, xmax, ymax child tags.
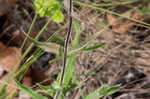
<box><xmin>0</xmin><ymin>0</ymin><xmax>150</xmax><ymax>99</ymax></box>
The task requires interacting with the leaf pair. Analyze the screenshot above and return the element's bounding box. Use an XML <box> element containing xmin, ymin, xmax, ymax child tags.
<box><xmin>15</xmin><ymin>80</ymin><xmax>48</xmax><ymax>99</ymax></box>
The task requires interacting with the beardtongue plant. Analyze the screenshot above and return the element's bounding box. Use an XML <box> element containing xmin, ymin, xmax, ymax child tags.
<box><xmin>14</xmin><ymin>0</ymin><xmax>120</xmax><ymax>99</ymax></box>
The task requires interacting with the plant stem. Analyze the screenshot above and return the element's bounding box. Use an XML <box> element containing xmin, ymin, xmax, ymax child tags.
<box><xmin>21</xmin><ymin>18</ymin><xmax>51</xmax><ymax>61</ymax></box>
<box><xmin>54</xmin><ymin>0</ymin><xmax>73</xmax><ymax>98</ymax></box>
<box><xmin>60</xmin><ymin>0</ymin><xmax>73</xmax><ymax>85</ymax></box>
<box><xmin>20</xmin><ymin>14</ymin><xmax>38</xmax><ymax>51</ymax></box>
<box><xmin>15</xmin><ymin>18</ymin><xmax>52</xmax><ymax>78</ymax></box>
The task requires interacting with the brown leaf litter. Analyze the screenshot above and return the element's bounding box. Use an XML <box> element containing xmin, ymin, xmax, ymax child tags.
<box><xmin>107</xmin><ymin>10</ymin><xmax>144</xmax><ymax>33</ymax></box>
<box><xmin>0</xmin><ymin>42</ymin><xmax>21</xmax><ymax>97</ymax></box>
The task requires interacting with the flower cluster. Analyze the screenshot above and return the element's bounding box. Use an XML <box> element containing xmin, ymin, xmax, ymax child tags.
<box><xmin>34</xmin><ymin>0</ymin><xmax>64</xmax><ymax>23</ymax></box>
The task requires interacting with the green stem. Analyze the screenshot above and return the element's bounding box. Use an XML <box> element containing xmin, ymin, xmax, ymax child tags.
<box><xmin>54</xmin><ymin>0</ymin><xmax>73</xmax><ymax>98</ymax></box>
<box><xmin>91</xmin><ymin>0</ymin><xmax>138</xmax><ymax>7</ymax></box>
<box><xmin>21</xmin><ymin>18</ymin><xmax>52</xmax><ymax>62</ymax></box>
<box><xmin>15</xmin><ymin>21</ymin><xmax>67</xmax><ymax>78</ymax></box>
<box><xmin>20</xmin><ymin>14</ymin><xmax>38</xmax><ymax>51</ymax></box>
<box><xmin>15</xmin><ymin>18</ymin><xmax>52</xmax><ymax>78</ymax></box>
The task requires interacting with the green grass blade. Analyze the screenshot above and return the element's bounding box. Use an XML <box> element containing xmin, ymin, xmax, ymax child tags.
<box><xmin>118</xmin><ymin>0</ymin><xmax>138</xmax><ymax>5</ymax></box>
<box><xmin>91</xmin><ymin>0</ymin><xmax>138</xmax><ymax>7</ymax></box>
<box><xmin>74</xmin><ymin>1</ymin><xmax>150</xmax><ymax>27</ymax></box>
<box><xmin>15</xmin><ymin>51</ymin><xmax>42</xmax><ymax>78</ymax></box>
<box><xmin>14</xmin><ymin>80</ymin><xmax>47</xmax><ymax>99</ymax></box>
<box><xmin>23</xmin><ymin>29</ymin><xmax>64</xmax><ymax>47</ymax></box>
<box><xmin>37</xmin><ymin>84</ymin><xmax>56</xmax><ymax>97</ymax></box>
<box><xmin>22</xmin><ymin>30</ymin><xmax>44</xmax><ymax>46</ymax></box>
<box><xmin>22</xmin><ymin>30</ymin><xmax>61</xmax><ymax>55</ymax></box>
<box><xmin>20</xmin><ymin>14</ymin><xmax>38</xmax><ymax>50</ymax></box>
<box><xmin>0</xmin><ymin>85</ymin><xmax>7</xmax><ymax>99</ymax></box>
<box><xmin>69</xmin><ymin>24</ymin><xmax>108</xmax><ymax>55</ymax></box>
<box><xmin>84</xmin><ymin>84</ymin><xmax>120</xmax><ymax>99</ymax></box>
<box><xmin>39</xmin><ymin>42</ymin><xmax>60</xmax><ymax>55</ymax></box>
<box><xmin>50</xmin><ymin>35</ymin><xmax>65</xmax><ymax>44</ymax></box>
<box><xmin>82</xmin><ymin>42</ymin><xmax>106</xmax><ymax>51</ymax></box>
<box><xmin>15</xmin><ymin>18</ymin><xmax>52</xmax><ymax>79</ymax></box>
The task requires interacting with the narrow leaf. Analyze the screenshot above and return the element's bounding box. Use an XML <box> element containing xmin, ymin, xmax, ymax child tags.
<box><xmin>82</xmin><ymin>43</ymin><xmax>106</xmax><ymax>51</ymax></box>
<box><xmin>23</xmin><ymin>31</ymin><xmax>60</xmax><ymax>55</ymax></box>
<box><xmin>37</xmin><ymin>83</ymin><xmax>55</xmax><ymax>97</ymax></box>
<box><xmin>15</xmin><ymin>80</ymin><xmax>47</xmax><ymax>99</ymax></box>
<box><xmin>22</xmin><ymin>31</ymin><xmax>44</xmax><ymax>46</ymax></box>
<box><xmin>84</xmin><ymin>84</ymin><xmax>120</xmax><ymax>99</ymax></box>
<box><xmin>50</xmin><ymin>35</ymin><xmax>65</xmax><ymax>44</ymax></box>
<box><xmin>72</xmin><ymin>20</ymin><xmax>81</xmax><ymax>46</ymax></box>
<box><xmin>39</xmin><ymin>42</ymin><xmax>60</xmax><ymax>55</ymax></box>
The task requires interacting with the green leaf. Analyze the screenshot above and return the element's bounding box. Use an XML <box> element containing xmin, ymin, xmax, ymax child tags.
<box><xmin>34</xmin><ymin>0</ymin><xmax>64</xmax><ymax>23</ymax></box>
<box><xmin>50</xmin><ymin>35</ymin><xmax>64</xmax><ymax>44</ymax></box>
<box><xmin>55</xmin><ymin>20</ymin><xmax>81</xmax><ymax>97</ymax></box>
<box><xmin>62</xmin><ymin>20</ymin><xmax>81</xmax><ymax>86</ymax></box>
<box><xmin>22</xmin><ymin>31</ymin><xmax>60</xmax><ymax>55</ymax></box>
<box><xmin>37</xmin><ymin>83</ymin><xmax>56</xmax><ymax>97</ymax></box>
<box><xmin>63</xmin><ymin>56</ymin><xmax>77</xmax><ymax>85</ymax></box>
<box><xmin>22</xmin><ymin>31</ymin><xmax>44</xmax><ymax>46</ymax></box>
<box><xmin>14</xmin><ymin>80</ymin><xmax>47</xmax><ymax>99</ymax></box>
<box><xmin>0</xmin><ymin>85</ymin><xmax>7</xmax><ymax>99</ymax></box>
<box><xmin>82</xmin><ymin>43</ymin><xmax>106</xmax><ymax>51</ymax></box>
<box><xmin>51</xmin><ymin>10</ymin><xmax>64</xmax><ymax>23</ymax></box>
<box><xmin>72</xmin><ymin>20</ymin><xmax>81</xmax><ymax>46</ymax></box>
<box><xmin>0</xmin><ymin>85</ymin><xmax>6</xmax><ymax>96</ymax></box>
<box><xmin>84</xmin><ymin>84</ymin><xmax>120</xmax><ymax>99</ymax></box>
<box><xmin>39</xmin><ymin>42</ymin><xmax>60</xmax><ymax>55</ymax></box>
<box><xmin>69</xmin><ymin>24</ymin><xmax>106</xmax><ymax>55</ymax></box>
